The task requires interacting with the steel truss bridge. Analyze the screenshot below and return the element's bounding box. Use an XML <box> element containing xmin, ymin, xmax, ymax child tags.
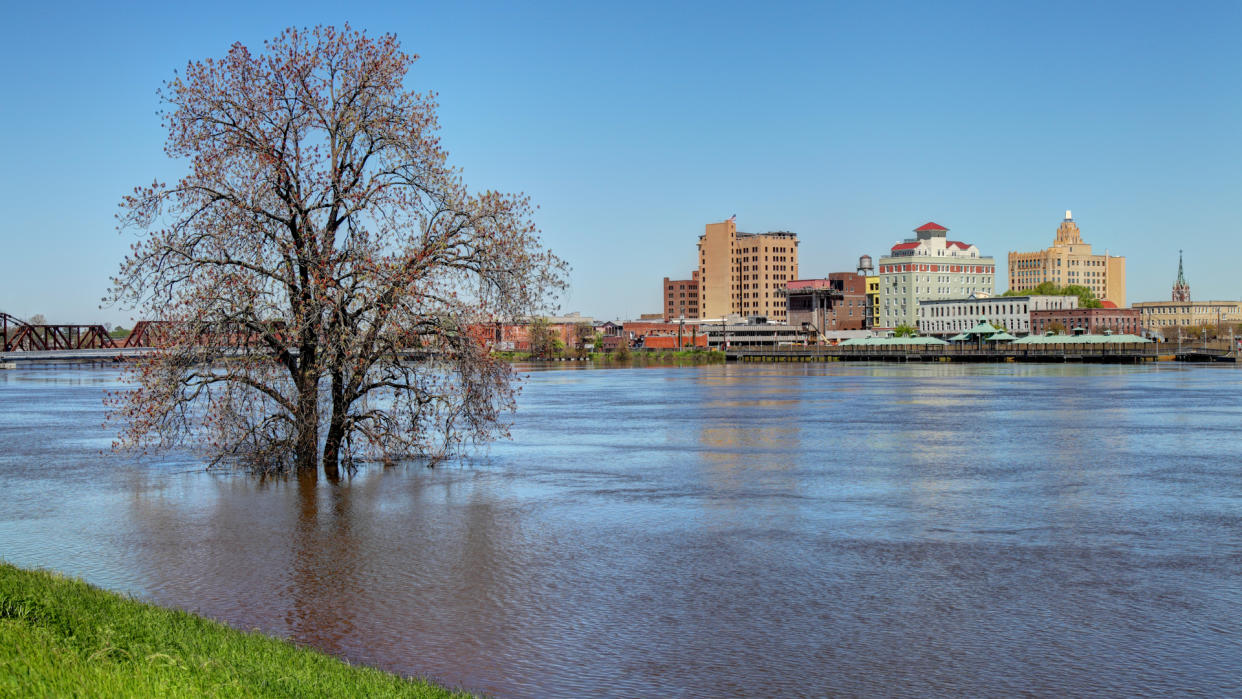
<box><xmin>2</xmin><ymin>313</ymin><xmax>186</xmax><ymax>353</ymax></box>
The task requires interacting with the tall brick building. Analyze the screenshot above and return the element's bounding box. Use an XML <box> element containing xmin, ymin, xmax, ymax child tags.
<box><xmin>662</xmin><ymin>271</ymin><xmax>700</xmax><ymax>321</ymax></box>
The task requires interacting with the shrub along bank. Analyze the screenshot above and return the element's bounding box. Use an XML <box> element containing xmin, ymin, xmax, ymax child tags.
<box><xmin>0</xmin><ymin>564</ymin><xmax>466</xmax><ymax>698</ymax></box>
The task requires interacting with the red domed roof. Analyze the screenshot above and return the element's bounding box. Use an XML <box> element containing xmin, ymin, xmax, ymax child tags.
<box><xmin>914</xmin><ymin>222</ymin><xmax>948</xmax><ymax>232</ymax></box>
<box><xmin>1099</xmin><ymin>300</ymin><xmax>1118</xmax><ymax>308</ymax></box>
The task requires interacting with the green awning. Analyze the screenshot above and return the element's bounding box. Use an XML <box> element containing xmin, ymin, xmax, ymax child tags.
<box><xmin>948</xmin><ymin>333</ymin><xmax>970</xmax><ymax>342</ymax></box>
<box><xmin>986</xmin><ymin>332</ymin><xmax>1017</xmax><ymax>341</ymax></box>
<box><xmin>964</xmin><ymin>318</ymin><xmax>1000</xmax><ymax>335</ymax></box>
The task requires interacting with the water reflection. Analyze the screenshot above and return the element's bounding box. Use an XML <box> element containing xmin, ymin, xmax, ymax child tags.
<box><xmin>1</xmin><ymin>363</ymin><xmax>1241</xmax><ymax>697</ymax></box>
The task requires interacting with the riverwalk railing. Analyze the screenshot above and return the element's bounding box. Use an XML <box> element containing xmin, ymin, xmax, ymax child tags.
<box><xmin>726</xmin><ymin>343</ymin><xmax>1164</xmax><ymax>363</ymax></box>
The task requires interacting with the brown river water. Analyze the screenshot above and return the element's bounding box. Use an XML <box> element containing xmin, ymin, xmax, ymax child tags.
<box><xmin>1</xmin><ymin>362</ymin><xmax>1240</xmax><ymax>697</ymax></box>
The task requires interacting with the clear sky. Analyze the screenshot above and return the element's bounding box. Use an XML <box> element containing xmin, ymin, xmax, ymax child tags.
<box><xmin>3</xmin><ymin>1</ymin><xmax>1240</xmax><ymax>325</ymax></box>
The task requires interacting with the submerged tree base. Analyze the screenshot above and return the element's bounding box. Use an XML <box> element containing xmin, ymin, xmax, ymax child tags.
<box><xmin>0</xmin><ymin>564</ymin><xmax>468</xmax><ymax>698</ymax></box>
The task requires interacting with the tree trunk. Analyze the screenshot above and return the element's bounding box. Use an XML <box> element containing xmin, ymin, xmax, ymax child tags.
<box><xmin>294</xmin><ymin>374</ymin><xmax>320</xmax><ymax>477</ymax></box>
<box><xmin>321</xmin><ymin>372</ymin><xmax>347</xmax><ymax>482</ymax></box>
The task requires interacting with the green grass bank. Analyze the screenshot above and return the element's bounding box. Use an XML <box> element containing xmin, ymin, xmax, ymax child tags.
<box><xmin>0</xmin><ymin>564</ymin><xmax>468</xmax><ymax>698</ymax></box>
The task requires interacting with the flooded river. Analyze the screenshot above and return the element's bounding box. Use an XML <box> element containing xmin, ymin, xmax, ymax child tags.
<box><xmin>1</xmin><ymin>362</ymin><xmax>1240</xmax><ymax>696</ymax></box>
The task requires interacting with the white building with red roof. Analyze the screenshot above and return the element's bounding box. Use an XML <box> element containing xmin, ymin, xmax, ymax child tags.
<box><xmin>877</xmin><ymin>222</ymin><xmax>996</xmax><ymax>329</ymax></box>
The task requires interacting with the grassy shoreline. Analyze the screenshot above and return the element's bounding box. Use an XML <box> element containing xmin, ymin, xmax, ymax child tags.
<box><xmin>0</xmin><ymin>564</ymin><xmax>467</xmax><ymax>698</ymax></box>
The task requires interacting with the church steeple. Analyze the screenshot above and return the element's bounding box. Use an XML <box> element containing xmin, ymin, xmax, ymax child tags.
<box><xmin>1172</xmin><ymin>250</ymin><xmax>1191</xmax><ymax>302</ymax></box>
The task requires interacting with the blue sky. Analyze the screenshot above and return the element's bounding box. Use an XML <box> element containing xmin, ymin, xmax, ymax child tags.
<box><xmin>2</xmin><ymin>1</ymin><xmax>1240</xmax><ymax>324</ymax></box>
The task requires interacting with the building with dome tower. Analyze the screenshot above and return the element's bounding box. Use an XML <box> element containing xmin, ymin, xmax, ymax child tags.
<box><xmin>876</xmin><ymin>221</ymin><xmax>996</xmax><ymax>329</ymax></box>
<box><xmin>1007</xmin><ymin>210</ymin><xmax>1126</xmax><ymax>307</ymax></box>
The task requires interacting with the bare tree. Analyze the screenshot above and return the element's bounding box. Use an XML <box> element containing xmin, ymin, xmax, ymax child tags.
<box><xmin>109</xmin><ymin>26</ymin><xmax>566</xmax><ymax>480</ymax></box>
<box><xmin>526</xmin><ymin>318</ymin><xmax>560</xmax><ymax>359</ymax></box>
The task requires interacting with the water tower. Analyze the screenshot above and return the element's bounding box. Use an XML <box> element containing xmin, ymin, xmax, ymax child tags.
<box><xmin>857</xmin><ymin>254</ymin><xmax>874</xmax><ymax>276</ymax></box>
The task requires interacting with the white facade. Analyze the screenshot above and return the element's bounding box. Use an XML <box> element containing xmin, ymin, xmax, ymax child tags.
<box><xmin>918</xmin><ymin>294</ymin><xmax>1079</xmax><ymax>337</ymax></box>
<box><xmin>877</xmin><ymin>222</ymin><xmax>996</xmax><ymax>328</ymax></box>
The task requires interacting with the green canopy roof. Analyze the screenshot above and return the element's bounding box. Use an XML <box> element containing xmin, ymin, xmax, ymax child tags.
<box><xmin>964</xmin><ymin>318</ymin><xmax>1000</xmax><ymax>335</ymax></box>
<box><xmin>948</xmin><ymin>333</ymin><xmax>970</xmax><ymax>342</ymax></box>
<box><xmin>840</xmin><ymin>335</ymin><xmax>948</xmax><ymax>346</ymax></box>
<box><xmin>1011</xmin><ymin>333</ymin><xmax>1152</xmax><ymax>345</ymax></box>
<box><xmin>986</xmin><ymin>332</ymin><xmax>1018</xmax><ymax>341</ymax></box>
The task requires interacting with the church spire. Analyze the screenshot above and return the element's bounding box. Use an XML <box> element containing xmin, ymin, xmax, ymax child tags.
<box><xmin>1172</xmin><ymin>250</ymin><xmax>1191</xmax><ymax>302</ymax></box>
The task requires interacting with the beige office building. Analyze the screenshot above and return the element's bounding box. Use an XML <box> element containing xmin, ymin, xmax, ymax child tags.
<box><xmin>697</xmin><ymin>218</ymin><xmax>798</xmax><ymax>321</ymax></box>
<box><xmin>1008</xmin><ymin>211</ymin><xmax>1126</xmax><ymax>307</ymax></box>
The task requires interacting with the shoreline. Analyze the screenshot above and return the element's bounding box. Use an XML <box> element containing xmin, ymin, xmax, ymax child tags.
<box><xmin>0</xmin><ymin>563</ymin><xmax>468</xmax><ymax>698</ymax></box>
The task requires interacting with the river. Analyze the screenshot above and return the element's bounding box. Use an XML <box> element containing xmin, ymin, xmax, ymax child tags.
<box><xmin>1</xmin><ymin>362</ymin><xmax>1239</xmax><ymax>697</ymax></box>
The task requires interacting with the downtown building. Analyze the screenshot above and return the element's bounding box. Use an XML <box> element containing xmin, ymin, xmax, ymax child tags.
<box><xmin>1008</xmin><ymin>211</ymin><xmax>1126</xmax><ymax>306</ymax></box>
<box><xmin>877</xmin><ymin>222</ymin><xmax>996</xmax><ymax>329</ymax></box>
<box><xmin>784</xmin><ymin>273</ymin><xmax>869</xmax><ymax>334</ymax></box>
<box><xmin>697</xmin><ymin>218</ymin><xmax>798</xmax><ymax>322</ymax></box>
<box><xmin>919</xmin><ymin>294</ymin><xmax>1079</xmax><ymax>337</ymax></box>
<box><xmin>662</xmin><ymin>271</ymin><xmax>700</xmax><ymax>321</ymax></box>
<box><xmin>1133</xmin><ymin>252</ymin><xmax>1242</xmax><ymax>337</ymax></box>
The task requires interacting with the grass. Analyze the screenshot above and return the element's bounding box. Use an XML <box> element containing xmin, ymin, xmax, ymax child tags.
<box><xmin>0</xmin><ymin>563</ymin><xmax>469</xmax><ymax>698</ymax></box>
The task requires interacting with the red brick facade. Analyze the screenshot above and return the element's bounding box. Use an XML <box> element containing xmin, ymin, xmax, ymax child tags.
<box><xmin>785</xmin><ymin>273</ymin><xmax>869</xmax><ymax>332</ymax></box>
<box><xmin>1030</xmin><ymin>308</ymin><xmax>1142</xmax><ymax>335</ymax></box>
<box><xmin>663</xmin><ymin>271</ymin><xmax>700</xmax><ymax>321</ymax></box>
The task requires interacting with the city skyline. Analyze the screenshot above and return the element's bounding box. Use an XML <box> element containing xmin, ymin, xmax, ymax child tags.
<box><xmin>3</xmin><ymin>1</ymin><xmax>1240</xmax><ymax>324</ymax></box>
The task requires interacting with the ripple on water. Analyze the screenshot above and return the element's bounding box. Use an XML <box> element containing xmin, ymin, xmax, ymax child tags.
<box><xmin>1</xmin><ymin>362</ymin><xmax>1241</xmax><ymax>697</ymax></box>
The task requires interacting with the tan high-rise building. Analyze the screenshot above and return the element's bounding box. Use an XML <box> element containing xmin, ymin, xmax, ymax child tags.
<box><xmin>697</xmin><ymin>218</ymin><xmax>798</xmax><ymax>321</ymax></box>
<box><xmin>1008</xmin><ymin>211</ymin><xmax>1126</xmax><ymax>307</ymax></box>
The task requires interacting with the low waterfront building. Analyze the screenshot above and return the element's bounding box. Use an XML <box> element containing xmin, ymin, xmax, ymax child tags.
<box><xmin>1007</xmin><ymin>210</ymin><xmax>1126</xmax><ymax>307</ymax></box>
<box><xmin>702</xmin><ymin>318</ymin><xmax>808</xmax><ymax>349</ymax></box>
<box><xmin>839</xmin><ymin>335</ymin><xmax>948</xmax><ymax>348</ymax></box>
<box><xmin>494</xmin><ymin>312</ymin><xmax>596</xmax><ymax>351</ymax></box>
<box><xmin>662</xmin><ymin>271</ymin><xmax>700</xmax><ymax>321</ymax></box>
<box><xmin>1030</xmin><ymin>305</ymin><xmax>1141</xmax><ymax>336</ymax></box>
<box><xmin>877</xmin><ymin>222</ymin><xmax>996</xmax><ymax>329</ymax></box>
<box><xmin>918</xmin><ymin>294</ymin><xmax>1078</xmax><ymax>337</ymax></box>
<box><xmin>1132</xmin><ymin>252</ymin><xmax>1242</xmax><ymax>337</ymax></box>
<box><xmin>621</xmin><ymin>319</ymin><xmax>706</xmax><ymax>347</ymax></box>
<box><xmin>1011</xmin><ymin>330</ymin><xmax>1150</xmax><ymax>346</ymax></box>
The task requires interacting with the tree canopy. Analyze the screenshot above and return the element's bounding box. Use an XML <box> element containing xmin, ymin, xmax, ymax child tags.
<box><xmin>109</xmin><ymin>26</ymin><xmax>566</xmax><ymax>479</ymax></box>
<box><xmin>1002</xmin><ymin>282</ymin><xmax>1102</xmax><ymax>308</ymax></box>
